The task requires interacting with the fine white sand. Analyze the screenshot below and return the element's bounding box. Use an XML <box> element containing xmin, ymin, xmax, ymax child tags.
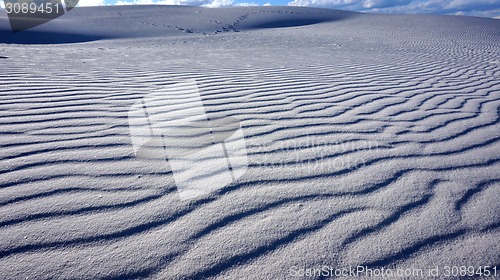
<box><xmin>0</xmin><ymin>6</ymin><xmax>499</xmax><ymax>279</ymax></box>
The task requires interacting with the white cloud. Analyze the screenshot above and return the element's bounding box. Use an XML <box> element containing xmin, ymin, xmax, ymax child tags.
<box><xmin>201</xmin><ymin>0</ymin><xmax>258</xmax><ymax>7</ymax></box>
<box><xmin>203</xmin><ymin>0</ymin><xmax>234</xmax><ymax>7</ymax></box>
<box><xmin>462</xmin><ymin>8</ymin><xmax>500</xmax><ymax>18</ymax></box>
<box><xmin>263</xmin><ymin>2</ymin><xmax>272</xmax><ymax>5</ymax></box>
<box><xmin>235</xmin><ymin>2</ymin><xmax>259</xmax><ymax>6</ymax></box>
<box><xmin>289</xmin><ymin>0</ymin><xmax>358</xmax><ymax>9</ymax></box>
<box><xmin>78</xmin><ymin>0</ymin><xmax>106</xmax><ymax>6</ymax></box>
<box><xmin>112</xmin><ymin>0</ymin><xmax>256</xmax><ymax>7</ymax></box>
<box><xmin>114</xmin><ymin>0</ymin><xmax>197</xmax><ymax>5</ymax></box>
<box><xmin>445</xmin><ymin>0</ymin><xmax>498</xmax><ymax>10</ymax></box>
<box><xmin>287</xmin><ymin>0</ymin><xmax>500</xmax><ymax>18</ymax></box>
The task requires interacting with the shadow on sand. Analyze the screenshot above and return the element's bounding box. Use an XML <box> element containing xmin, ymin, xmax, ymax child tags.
<box><xmin>0</xmin><ymin>30</ymin><xmax>104</xmax><ymax>44</ymax></box>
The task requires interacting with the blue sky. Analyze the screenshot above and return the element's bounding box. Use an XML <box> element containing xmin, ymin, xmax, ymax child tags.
<box><xmin>1</xmin><ymin>0</ymin><xmax>498</xmax><ymax>18</ymax></box>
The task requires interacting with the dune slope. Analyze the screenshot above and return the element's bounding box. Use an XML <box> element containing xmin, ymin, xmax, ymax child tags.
<box><xmin>0</xmin><ymin>6</ymin><xmax>499</xmax><ymax>279</ymax></box>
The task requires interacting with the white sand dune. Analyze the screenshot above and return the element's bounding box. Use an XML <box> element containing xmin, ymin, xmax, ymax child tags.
<box><xmin>1</xmin><ymin>6</ymin><xmax>499</xmax><ymax>279</ymax></box>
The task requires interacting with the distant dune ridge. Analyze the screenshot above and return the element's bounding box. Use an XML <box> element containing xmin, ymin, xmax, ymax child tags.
<box><xmin>0</xmin><ymin>6</ymin><xmax>355</xmax><ymax>43</ymax></box>
<box><xmin>1</xmin><ymin>5</ymin><xmax>499</xmax><ymax>279</ymax></box>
